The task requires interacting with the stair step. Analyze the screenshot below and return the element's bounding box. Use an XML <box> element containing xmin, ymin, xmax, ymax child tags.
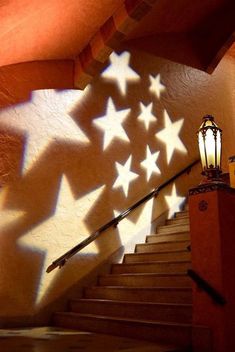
<box><xmin>175</xmin><ymin>211</ymin><xmax>189</xmax><ymax>219</ymax></box>
<box><xmin>124</xmin><ymin>250</ymin><xmax>191</xmax><ymax>263</ymax></box>
<box><xmin>85</xmin><ymin>286</ymin><xmax>192</xmax><ymax>303</ymax></box>
<box><xmin>157</xmin><ymin>223</ymin><xmax>190</xmax><ymax>234</ymax></box>
<box><xmin>146</xmin><ymin>232</ymin><xmax>190</xmax><ymax>243</ymax></box>
<box><xmin>54</xmin><ymin>312</ymin><xmax>193</xmax><ymax>347</ymax></box>
<box><xmin>69</xmin><ymin>299</ymin><xmax>192</xmax><ymax>323</ymax></box>
<box><xmin>111</xmin><ymin>261</ymin><xmax>191</xmax><ymax>274</ymax></box>
<box><xmin>136</xmin><ymin>240</ymin><xmax>190</xmax><ymax>253</ymax></box>
<box><xmin>166</xmin><ymin>218</ymin><xmax>189</xmax><ymax>226</ymax></box>
<box><xmin>99</xmin><ymin>273</ymin><xmax>191</xmax><ymax>287</ymax></box>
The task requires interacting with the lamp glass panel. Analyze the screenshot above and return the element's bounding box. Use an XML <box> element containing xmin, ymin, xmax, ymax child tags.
<box><xmin>216</xmin><ymin>130</ymin><xmax>221</xmax><ymax>167</ymax></box>
<box><xmin>205</xmin><ymin>128</ymin><xmax>216</xmax><ymax>168</ymax></box>
<box><xmin>198</xmin><ymin>131</ymin><xmax>207</xmax><ymax>169</ymax></box>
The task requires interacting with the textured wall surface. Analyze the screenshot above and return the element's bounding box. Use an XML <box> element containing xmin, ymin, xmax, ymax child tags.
<box><xmin>0</xmin><ymin>48</ymin><xmax>234</xmax><ymax>326</ymax></box>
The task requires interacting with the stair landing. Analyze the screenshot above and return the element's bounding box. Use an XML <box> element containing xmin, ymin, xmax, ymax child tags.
<box><xmin>0</xmin><ymin>326</ymin><xmax>182</xmax><ymax>352</ymax></box>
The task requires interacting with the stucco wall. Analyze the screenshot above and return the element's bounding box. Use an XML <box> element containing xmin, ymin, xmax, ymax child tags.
<box><xmin>0</xmin><ymin>48</ymin><xmax>234</xmax><ymax>326</ymax></box>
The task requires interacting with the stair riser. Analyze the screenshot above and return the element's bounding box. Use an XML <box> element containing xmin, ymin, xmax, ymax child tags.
<box><xmin>146</xmin><ymin>233</ymin><xmax>190</xmax><ymax>243</ymax></box>
<box><xmin>124</xmin><ymin>251</ymin><xmax>191</xmax><ymax>263</ymax></box>
<box><xmin>175</xmin><ymin>212</ymin><xmax>189</xmax><ymax>219</ymax></box>
<box><xmin>157</xmin><ymin>225</ymin><xmax>190</xmax><ymax>234</ymax></box>
<box><xmin>99</xmin><ymin>275</ymin><xmax>191</xmax><ymax>287</ymax></box>
<box><xmin>136</xmin><ymin>241</ymin><xmax>190</xmax><ymax>253</ymax></box>
<box><xmin>112</xmin><ymin>262</ymin><xmax>191</xmax><ymax>274</ymax></box>
<box><xmin>85</xmin><ymin>288</ymin><xmax>192</xmax><ymax>304</ymax></box>
<box><xmin>54</xmin><ymin>313</ymin><xmax>192</xmax><ymax>347</ymax></box>
<box><xmin>166</xmin><ymin>218</ymin><xmax>189</xmax><ymax>226</ymax></box>
<box><xmin>69</xmin><ymin>300</ymin><xmax>192</xmax><ymax>323</ymax></box>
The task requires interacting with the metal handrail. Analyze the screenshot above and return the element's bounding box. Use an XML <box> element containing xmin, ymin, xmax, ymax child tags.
<box><xmin>188</xmin><ymin>269</ymin><xmax>226</xmax><ymax>305</ymax></box>
<box><xmin>46</xmin><ymin>158</ymin><xmax>200</xmax><ymax>273</ymax></box>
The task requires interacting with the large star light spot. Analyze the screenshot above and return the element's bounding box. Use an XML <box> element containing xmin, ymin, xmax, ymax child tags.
<box><xmin>0</xmin><ymin>187</ymin><xmax>26</xmax><ymax>234</ymax></box>
<box><xmin>18</xmin><ymin>175</ymin><xmax>105</xmax><ymax>306</ymax></box>
<box><xmin>93</xmin><ymin>97</ymin><xmax>130</xmax><ymax>150</ymax></box>
<box><xmin>141</xmin><ymin>146</ymin><xmax>161</xmax><ymax>181</ymax></box>
<box><xmin>156</xmin><ymin>109</ymin><xmax>187</xmax><ymax>164</ymax></box>
<box><xmin>113</xmin><ymin>156</ymin><xmax>139</xmax><ymax>197</ymax></box>
<box><xmin>0</xmin><ymin>89</ymin><xmax>90</xmax><ymax>173</ymax></box>
<box><xmin>113</xmin><ymin>197</ymin><xmax>154</xmax><ymax>253</ymax></box>
<box><xmin>138</xmin><ymin>102</ymin><xmax>157</xmax><ymax>130</ymax></box>
<box><xmin>149</xmin><ymin>74</ymin><xmax>166</xmax><ymax>99</ymax></box>
<box><xmin>102</xmin><ymin>51</ymin><xmax>140</xmax><ymax>95</ymax></box>
<box><xmin>164</xmin><ymin>184</ymin><xmax>185</xmax><ymax>218</ymax></box>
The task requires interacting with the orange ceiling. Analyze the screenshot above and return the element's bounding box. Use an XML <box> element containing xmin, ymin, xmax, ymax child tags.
<box><xmin>0</xmin><ymin>0</ymin><xmax>234</xmax><ymax>99</ymax></box>
<box><xmin>0</xmin><ymin>0</ymin><xmax>123</xmax><ymax>67</ymax></box>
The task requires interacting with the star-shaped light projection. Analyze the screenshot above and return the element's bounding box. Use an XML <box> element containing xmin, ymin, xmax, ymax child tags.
<box><xmin>0</xmin><ymin>89</ymin><xmax>90</xmax><ymax>172</ymax></box>
<box><xmin>164</xmin><ymin>183</ymin><xmax>185</xmax><ymax>218</ymax></box>
<box><xmin>140</xmin><ymin>146</ymin><xmax>161</xmax><ymax>181</ymax></box>
<box><xmin>156</xmin><ymin>109</ymin><xmax>187</xmax><ymax>164</ymax></box>
<box><xmin>18</xmin><ymin>175</ymin><xmax>105</xmax><ymax>305</ymax></box>
<box><xmin>0</xmin><ymin>187</ymin><xmax>26</xmax><ymax>232</ymax></box>
<box><xmin>113</xmin><ymin>197</ymin><xmax>154</xmax><ymax>253</ymax></box>
<box><xmin>101</xmin><ymin>51</ymin><xmax>140</xmax><ymax>95</ymax></box>
<box><xmin>113</xmin><ymin>156</ymin><xmax>139</xmax><ymax>197</ymax></box>
<box><xmin>93</xmin><ymin>97</ymin><xmax>130</xmax><ymax>150</ymax></box>
<box><xmin>137</xmin><ymin>102</ymin><xmax>157</xmax><ymax>130</ymax></box>
<box><xmin>149</xmin><ymin>74</ymin><xmax>166</xmax><ymax>99</ymax></box>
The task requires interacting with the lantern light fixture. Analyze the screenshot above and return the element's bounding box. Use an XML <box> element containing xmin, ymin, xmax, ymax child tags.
<box><xmin>197</xmin><ymin>115</ymin><xmax>222</xmax><ymax>181</ymax></box>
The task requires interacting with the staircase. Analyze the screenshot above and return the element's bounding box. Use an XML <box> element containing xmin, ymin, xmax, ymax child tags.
<box><xmin>53</xmin><ymin>208</ymin><xmax>209</xmax><ymax>351</ymax></box>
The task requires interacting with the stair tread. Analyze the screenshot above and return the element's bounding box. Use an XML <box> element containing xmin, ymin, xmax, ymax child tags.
<box><xmin>88</xmin><ymin>286</ymin><xmax>191</xmax><ymax>290</ymax></box>
<box><xmin>101</xmin><ymin>272</ymin><xmax>189</xmax><ymax>277</ymax></box>
<box><xmin>127</xmin><ymin>249</ymin><xmax>189</xmax><ymax>255</ymax></box>
<box><xmin>117</xmin><ymin>259</ymin><xmax>190</xmax><ymax>264</ymax></box>
<box><xmin>158</xmin><ymin>223</ymin><xmax>189</xmax><ymax>229</ymax></box>
<box><xmin>55</xmin><ymin>311</ymin><xmax>193</xmax><ymax>328</ymax></box>
<box><xmin>148</xmin><ymin>232</ymin><xmax>190</xmax><ymax>238</ymax></box>
<box><xmin>71</xmin><ymin>298</ymin><xmax>192</xmax><ymax>307</ymax></box>
<box><xmin>138</xmin><ymin>240</ymin><xmax>189</xmax><ymax>246</ymax></box>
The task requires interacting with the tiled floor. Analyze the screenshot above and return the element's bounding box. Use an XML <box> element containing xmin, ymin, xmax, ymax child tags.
<box><xmin>0</xmin><ymin>327</ymin><xmax>181</xmax><ymax>352</ymax></box>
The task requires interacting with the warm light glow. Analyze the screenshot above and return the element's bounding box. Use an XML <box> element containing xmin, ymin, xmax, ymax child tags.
<box><xmin>164</xmin><ymin>184</ymin><xmax>185</xmax><ymax>218</ymax></box>
<box><xmin>93</xmin><ymin>97</ymin><xmax>130</xmax><ymax>150</ymax></box>
<box><xmin>18</xmin><ymin>175</ymin><xmax>105</xmax><ymax>305</ymax></box>
<box><xmin>197</xmin><ymin>115</ymin><xmax>222</xmax><ymax>174</ymax></box>
<box><xmin>198</xmin><ymin>132</ymin><xmax>207</xmax><ymax>169</ymax></box>
<box><xmin>149</xmin><ymin>74</ymin><xmax>166</xmax><ymax>99</ymax></box>
<box><xmin>137</xmin><ymin>102</ymin><xmax>157</xmax><ymax>130</ymax></box>
<box><xmin>156</xmin><ymin>109</ymin><xmax>187</xmax><ymax>164</ymax></box>
<box><xmin>113</xmin><ymin>156</ymin><xmax>139</xmax><ymax>197</ymax></box>
<box><xmin>140</xmin><ymin>146</ymin><xmax>161</xmax><ymax>181</ymax></box>
<box><xmin>0</xmin><ymin>89</ymin><xmax>90</xmax><ymax>172</ymax></box>
<box><xmin>216</xmin><ymin>129</ymin><xmax>221</xmax><ymax>167</ymax></box>
<box><xmin>102</xmin><ymin>51</ymin><xmax>140</xmax><ymax>95</ymax></box>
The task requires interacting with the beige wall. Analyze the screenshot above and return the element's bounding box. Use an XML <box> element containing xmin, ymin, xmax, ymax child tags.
<box><xmin>0</xmin><ymin>48</ymin><xmax>234</xmax><ymax>326</ymax></box>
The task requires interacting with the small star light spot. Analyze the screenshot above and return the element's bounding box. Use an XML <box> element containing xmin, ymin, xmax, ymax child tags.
<box><xmin>164</xmin><ymin>183</ymin><xmax>185</xmax><ymax>218</ymax></box>
<box><xmin>102</xmin><ymin>51</ymin><xmax>140</xmax><ymax>95</ymax></box>
<box><xmin>156</xmin><ymin>109</ymin><xmax>187</xmax><ymax>164</ymax></box>
<box><xmin>18</xmin><ymin>175</ymin><xmax>105</xmax><ymax>306</ymax></box>
<box><xmin>93</xmin><ymin>97</ymin><xmax>130</xmax><ymax>150</ymax></box>
<box><xmin>141</xmin><ymin>146</ymin><xmax>161</xmax><ymax>181</ymax></box>
<box><xmin>149</xmin><ymin>74</ymin><xmax>166</xmax><ymax>99</ymax></box>
<box><xmin>137</xmin><ymin>102</ymin><xmax>157</xmax><ymax>130</ymax></box>
<box><xmin>113</xmin><ymin>156</ymin><xmax>139</xmax><ymax>197</ymax></box>
<box><xmin>0</xmin><ymin>89</ymin><xmax>90</xmax><ymax>173</ymax></box>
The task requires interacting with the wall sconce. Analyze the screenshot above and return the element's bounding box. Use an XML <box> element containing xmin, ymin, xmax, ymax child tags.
<box><xmin>197</xmin><ymin>115</ymin><xmax>222</xmax><ymax>182</ymax></box>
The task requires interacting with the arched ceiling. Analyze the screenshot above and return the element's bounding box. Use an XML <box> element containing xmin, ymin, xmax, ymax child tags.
<box><xmin>0</xmin><ymin>0</ymin><xmax>234</xmax><ymax>101</ymax></box>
